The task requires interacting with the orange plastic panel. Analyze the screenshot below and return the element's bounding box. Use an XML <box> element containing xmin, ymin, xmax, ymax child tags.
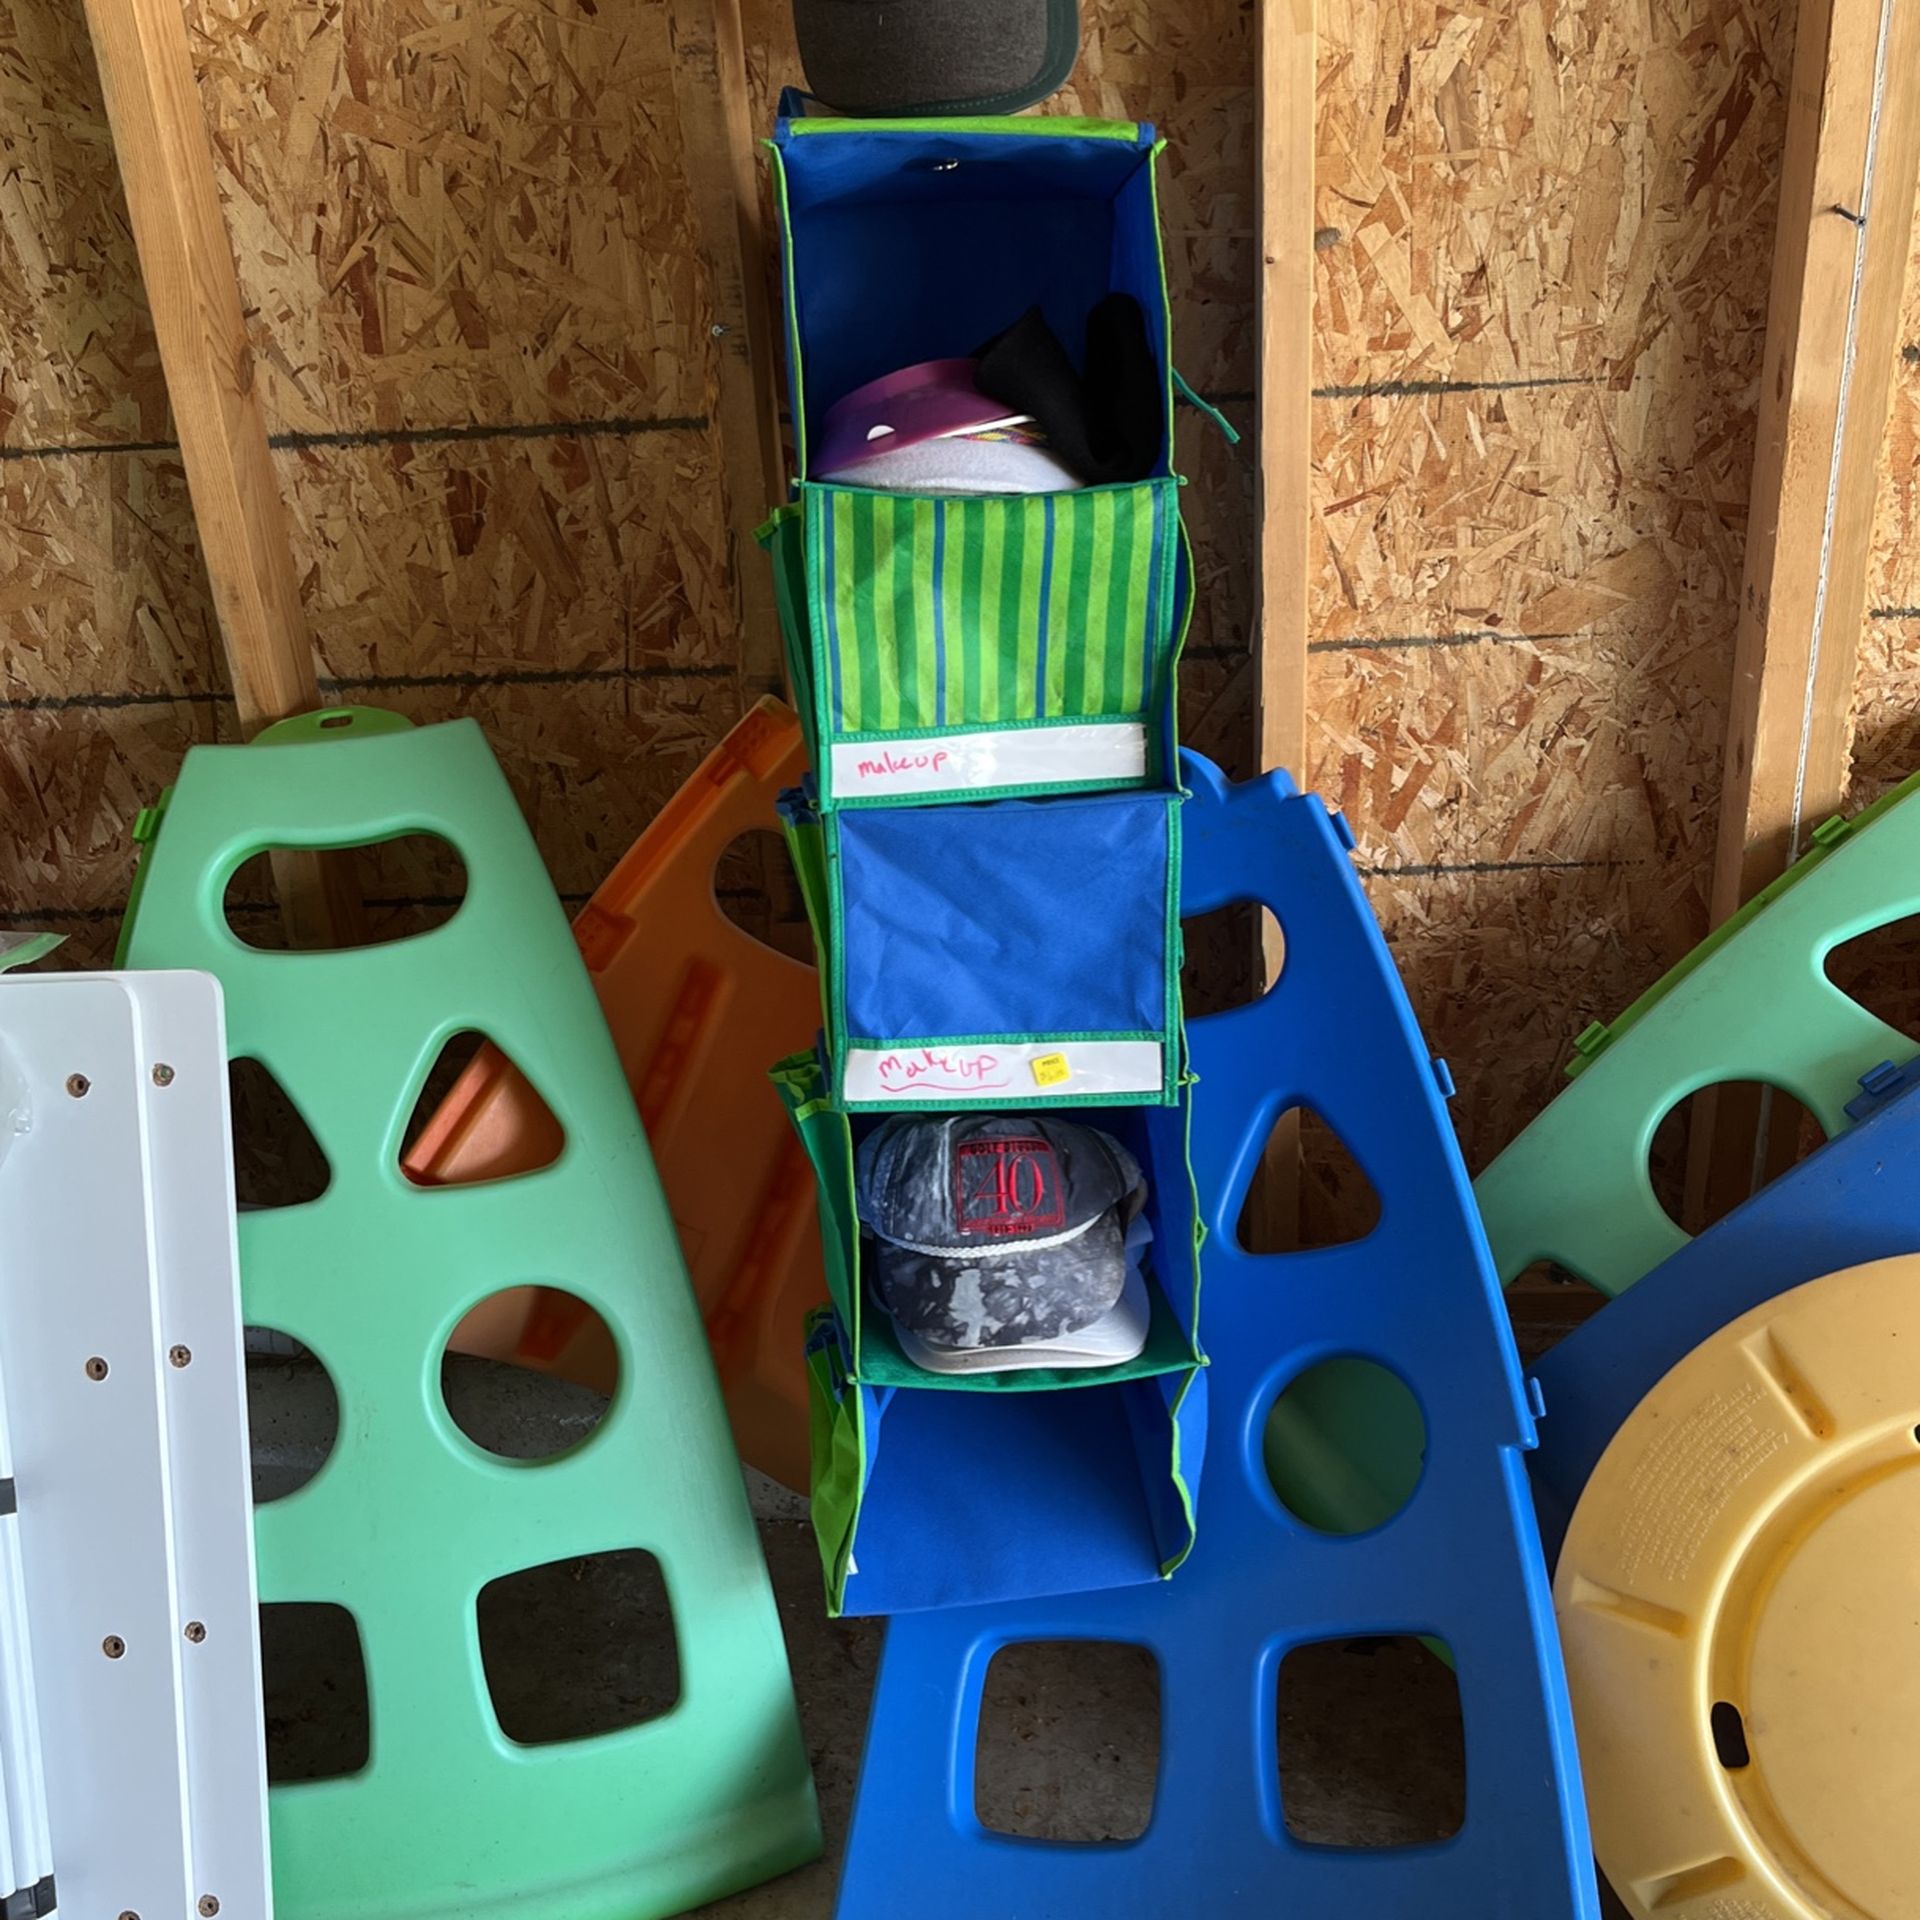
<box><xmin>406</xmin><ymin>698</ymin><xmax>824</xmax><ymax>1489</ymax></box>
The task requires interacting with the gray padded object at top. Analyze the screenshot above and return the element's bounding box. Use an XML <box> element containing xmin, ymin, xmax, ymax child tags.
<box><xmin>793</xmin><ymin>0</ymin><xmax>1080</xmax><ymax>118</ymax></box>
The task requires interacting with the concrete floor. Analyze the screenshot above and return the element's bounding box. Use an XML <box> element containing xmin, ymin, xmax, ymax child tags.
<box><xmin>249</xmin><ymin>1352</ymin><xmax>1631</xmax><ymax>1919</ymax></box>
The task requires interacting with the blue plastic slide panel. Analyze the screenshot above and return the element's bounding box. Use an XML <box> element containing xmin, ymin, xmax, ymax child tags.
<box><xmin>830</xmin><ymin>752</ymin><xmax>1599</xmax><ymax>1920</ymax></box>
<box><xmin>1529</xmin><ymin>1070</ymin><xmax>1920</xmax><ymax>1561</ymax></box>
<box><xmin>819</xmin><ymin>789</ymin><xmax>1184</xmax><ymax>1108</ymax></box>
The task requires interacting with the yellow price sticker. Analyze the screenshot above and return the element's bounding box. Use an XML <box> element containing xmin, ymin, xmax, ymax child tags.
<box><xmin>1030</xmin><ymin>1052</ymin><xmax>1072</xmax><ymax>1087</ymax></box>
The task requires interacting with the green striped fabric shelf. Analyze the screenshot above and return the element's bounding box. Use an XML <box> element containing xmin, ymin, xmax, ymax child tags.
<box><xmin>763</xmin><ymin>477</ymin><xmax>1184</xmax><ymax>808</ymax></box>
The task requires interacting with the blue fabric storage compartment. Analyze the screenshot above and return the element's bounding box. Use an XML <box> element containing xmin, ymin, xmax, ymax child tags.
<box><xmin>769</xmin><ymin>116</ymin><xmax>1173</xmax><ymax>481</ymax></box>
<box><xmin>762</xmin><ymin>112</ymin><xmax>1192</xmax><ymax>809</ymax></box>
<box><xmin>778</xmin><ymin>1053</ymin><xmax>1205</xmax><ymax>1617</ymax></box>
<box><xmin>782</xmin><ymin>783</ymin><xmax>1184</xmax><ymax>1108</ymax></box>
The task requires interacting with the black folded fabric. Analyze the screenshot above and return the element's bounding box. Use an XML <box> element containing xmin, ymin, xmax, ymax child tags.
<box><xmin>973</xmin><ymin>295</ymin><xmax>1162</xmax><ymax>486</ymax></box>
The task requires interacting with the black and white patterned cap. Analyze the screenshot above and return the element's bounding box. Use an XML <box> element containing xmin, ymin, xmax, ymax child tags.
<box><xmin>855</xmin><ymin>1114</ymin><xmax>1146</xmax><ymax>1351</ymax></box>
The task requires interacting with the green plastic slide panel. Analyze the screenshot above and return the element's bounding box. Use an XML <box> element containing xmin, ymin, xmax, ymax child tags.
<box><xmin>1478</xmin><ymin>764</ymin><xmax>1920</xmax><ymax>1297</ymax></box>
<box><xmin>1265</xmin><ymin>765</ymin><xmax>1920</xmax><ymax>1541</ymax></box>
<box><xmin>759</xmin><ymin>480</ymin><xmax>1186</xmax><ymax>808</ymax></box>
<box><xmin>774</xmin><ymin>1052</ymin><xmax>1205</xmax><ymax>1616</ymax></box>
<box><xmin>119</xmin><ymin>708</ymin><xmax>820</xmax><ymax>1920</ymax></box>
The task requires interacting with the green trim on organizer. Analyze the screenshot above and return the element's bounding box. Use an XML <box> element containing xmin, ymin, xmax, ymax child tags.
<box><xmin>767</xmin><ymin>512</ymin><xmax>819</xmax><ymax>757</ymax></box>
<box><xmin>829</xmin><ymin>711</ymin><xmax>1151</xmax><ymax>744</ymax></box>
<box><xmin>1149</xmin><ymin>142</ymin><xmax>1177</xmax><ymax>459</ymax></box>
<box><xmin>838</xmin><ymin>1087</ymin><xmax>1178</xmax><ymax>1113</ymax></box>
<box><xmin>825</xmin><ymin>775</ymin><xmax>1159</xmax><ymax>811</ymax></box>
<box><xmin>753</xmin><ymin>504</ymin><xmax>797</xmax><ymax>547</ymax></box>
<box><xmin>853</xmin><ymin>1269</ymin><xmax>1197</xmax><ymax>1392</ymax></box>
<box><xmin>801</xmin><ymin>1308</ymin><xmax>866</xmax><ymax>1615</ymax></box>
<box><xmin>774</xmin><ymin>1056</ymin><xmax>863</xmax><ymax>1348</ymax></box>
<box><xmin>820</xmin><ymin>807</ymin><xmax>849</xmax><ymax>1089</ymax></box>
<box><xmin>783</xmin><ymin>115</ymin><xmax>1144</xmax><ymax>141</ymax></box>
<box><xmin>841</xmin><ymin>1028</ymin><xmax>1169</xmax><ymax>1049</ymax></box>
<box><xmin>802</xmin><ymin>1321</ymin><xmax>841</xmax><ymax>1599</ymax></box>
<box><xmin>777</xmin><ymin>808</ymin><xmax>834</xmax><ymax>1042</ymax></box>
<box><xmin>1475</xmin><ymin>764</ymin><xmax>1920</xmax><ymax>1298</ymax></box>
<box><xmin>119</xmin><ymin>717</ymin><xmax>820</xmax><ymax>1920</ymax></box>
<box><xmin>765</xmin><ymin>143</ymin><xmax>810</xmax><ymax>477</ymax></box>
<box><xmin>799</xmin><ymin>474</ymin><xmax>1176</xmax><ymax>508</ymax></box>
<box><xmin>1157</xmin><ymin>1069</ymin><xmax>1205</xmax><ymax>1575</ymax></box>
<box><xmin>1563</xmin><ymin>762</ymin><xmax>1920</xmax><ymax>1080</ymax></box>
<box><xmin>1163</xmin><ymin>797</ymin><xmax>1186</xmax><ymax>1081</ymax></box>
<box><xmin>1172</xmin><ymin>367</ymin><xmax>1242</xmax><ymax>445</ymax></box>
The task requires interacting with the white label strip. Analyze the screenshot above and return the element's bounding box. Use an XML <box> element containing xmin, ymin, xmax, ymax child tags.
<box><xmin>840</xmin><ymin>1039</ymin><xmax>1167</xmax><ymax>1104</ymax></box>
<box><xmin>829</xmin><ymin>721</ymin><xmax>1148</xmax><ymax>799</ymax></box>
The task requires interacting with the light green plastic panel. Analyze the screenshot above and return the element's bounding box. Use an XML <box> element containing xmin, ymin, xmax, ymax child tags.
<box><xmin>1478</xmin><ymin>769</ymin><xmax>1920</xmax><ymax>1297</ymax></box>
<box><xmin>119</xmin><ymin>716</ymin><xmax>820</xmax><ymax>1920</ymax></box>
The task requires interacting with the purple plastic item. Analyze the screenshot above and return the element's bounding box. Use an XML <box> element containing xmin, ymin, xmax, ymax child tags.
<box><xmin>812</xmin><ymin>359</ymin><xmax>1021</xmax><ymax>479</ymax></box>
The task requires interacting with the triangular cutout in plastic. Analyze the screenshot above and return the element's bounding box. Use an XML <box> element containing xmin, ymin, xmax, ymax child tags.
<box><xmin>1237</xmin><ymin>1105</ymin><xmax>1381</xmax><ymax>1253</ymax></box>
<box><xmin>229</xmin><ymin>1057</ymin><xmax>332</xmax><ymax>1209</ymax></box>
<box><xmin>399</xmin><ymin>1030</ymin><xmax>566</xmax><ymax>1187</ymax></box>
<box><xmin>1824</xmin><ymin>912</ymin><xmax>1920</xmax><ymax>1044</ymax></box>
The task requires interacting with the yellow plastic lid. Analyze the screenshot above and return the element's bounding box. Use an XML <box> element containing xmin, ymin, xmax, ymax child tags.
<box><xmin>1555</xmin><ymin>1254</ymin><xmax>1920</xmax><ymax>1919</ymax></box>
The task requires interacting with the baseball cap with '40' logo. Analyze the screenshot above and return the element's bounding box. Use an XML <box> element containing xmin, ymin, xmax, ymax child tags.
<box><xmin>854</xmin><ymin>1113</ymin><xmax>1151</xmax><ymax>1374</ymax></box>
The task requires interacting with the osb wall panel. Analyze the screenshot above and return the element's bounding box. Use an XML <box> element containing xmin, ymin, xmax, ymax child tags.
<box><xmin>1307</xmin><ymin>0</ymin><xmax>1794</xmax><ymax>1169</ymax></box>
<box><xmin>3</xmin><ymin>0</ymin><xmax>1260</xmax><ymax>978</ymax></box>
<box><xmin>1</xmin><ymin>0</ymin><xmax>745</xmax><ymax>972</ymax></box>
<box><xmin>190</xmin><ymin>0</ymin><xmax>712</xmax><ymax>435</ymax></box>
